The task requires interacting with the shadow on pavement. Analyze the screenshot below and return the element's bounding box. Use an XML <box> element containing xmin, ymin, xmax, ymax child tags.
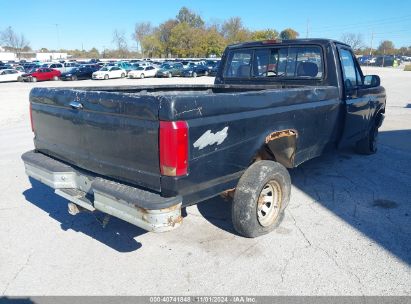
<box><xmin>23</xmin><ymin>178</ymin><xmax>144</xmax><ymax>253</ymax></box>
<box><xmin>198</xmin><ymin>129</ymin><xmax>411</xmax><ymax>264</ymax></box>
<box><xmin>21</xmin><ymin>130</ymin><xmax>411</xmax><ymax>262</ymax></box>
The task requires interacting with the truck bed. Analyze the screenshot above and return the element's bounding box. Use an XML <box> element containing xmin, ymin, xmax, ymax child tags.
<box><xmin>30</xmin><ymin>84</ymin><xmax>340</xmax><ymax>198</ymax></box>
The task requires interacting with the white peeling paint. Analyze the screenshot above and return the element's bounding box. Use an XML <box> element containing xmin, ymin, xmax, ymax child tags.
<box><xmin>193</xmin><ymin>126</ymin><xmax>229</xmax><ymax>150</ymax></box>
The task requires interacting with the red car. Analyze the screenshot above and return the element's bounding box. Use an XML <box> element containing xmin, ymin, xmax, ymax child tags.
<box><xmin>22</xmin><ymin>68</ymin><xmax>61</xmax><ymax>82</ymax></box>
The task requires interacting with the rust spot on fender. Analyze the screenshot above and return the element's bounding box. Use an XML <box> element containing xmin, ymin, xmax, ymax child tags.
<box><xmin>265</xmin><ymin>129</ymin><xmax>297</xmax><ymax>168</ymax></box>
<box><xmin>265</xmin><ymin>129</ymin><xmax>297</xmax><ymax>144</ymax></box>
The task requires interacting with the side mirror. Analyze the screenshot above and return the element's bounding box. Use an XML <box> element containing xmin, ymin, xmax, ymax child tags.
<box><xmin>364</xmin><ymin>75</ymin><xmax>380</xmax><ymax>87</ymax></box>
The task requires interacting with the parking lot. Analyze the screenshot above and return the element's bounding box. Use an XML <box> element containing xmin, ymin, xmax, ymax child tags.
<box><xmin>0</xmin><ymin>67</ymin><xmax>410</xmax><ymax>295</ymax></box>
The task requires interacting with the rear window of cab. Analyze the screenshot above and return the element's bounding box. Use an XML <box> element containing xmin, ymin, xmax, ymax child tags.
<box><xmin>223</xmin><ymin>46</ymin><xmax>323</xmax><ymax>79</ymax></box>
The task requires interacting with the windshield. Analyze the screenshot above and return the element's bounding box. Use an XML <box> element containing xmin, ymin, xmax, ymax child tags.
<box><xmin>160</xmin><ymin>64</ymin><xmax>171</xmax><ymax>69</ymax></box>
<box><xmin>99</xmin><ymin>67</ymin><xmax>108</xmax><ymax>71</ymax></box>
<box><xmin>136</xmin><ymin>67</ymin><xmax>144</xmax><ymax>70</ymax></box>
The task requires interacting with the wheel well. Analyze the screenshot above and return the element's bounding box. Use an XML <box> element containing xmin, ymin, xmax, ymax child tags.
<box><xmin>253</xmin><ymin>129</ymin><xmax>298</xmax><ymax>168</ymax></box>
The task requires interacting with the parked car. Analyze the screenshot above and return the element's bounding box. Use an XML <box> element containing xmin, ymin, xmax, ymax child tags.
<box><xmin>182</xmin><ymin>64</ymin><xmax>210</xmax><ymax>77</ymax></box>
<box><xmin>60</xmin><ymin>65</ymin><xmax>98</xmax><ymax>81</ymax></box>
<box><xmin>41</xmin><ymin>63</ymin><xmax>65</xmax><ymax>73</ymax></box>
<box><xmin>0</xmin><ymin>69</ymin><xmax>24</xmax><ymax>82</ymax></box>
<box><xmin>155</xmin><ymin>62</ymin><xmax>184</xmax><ymax>77</ymax></box>
<box><xmin>128</xmin><ymin>66</ymin><xmax>158</xmax><ymax>79</ymax></box>
<box><xmin>209</xmin><ymin>61</ymin><xmax>220</xmax><ymax>76</ymax></box>
<box><xmin>375</xmin><ymin>56</ymin><xmax>399</xmax><ymax>67</ymax></box>
<box><xmin>21</xmin><ymin>68</ymin><xmax>61</xmax><ymax>82</ymax></box>
<box><xmin>63</xmin><ymin>62</ymin><xmax>79</xmax><ymax>73</ymax></box>
<box><xmin>92</xmin><ymin>66</ymin><xmax>126</xmax><ymax>80</ymax></box>
<box><xmin>23</xmin><ymin>39</ymin><xmax>386</xmax><ymax>238</ymax></box>
<box><xmin>23</xmin><ymin>63</ymin><xmax>39</xmax><ymax>72</ymax></box>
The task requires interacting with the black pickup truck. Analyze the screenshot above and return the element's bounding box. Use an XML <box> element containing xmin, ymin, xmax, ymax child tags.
<box><xmin>22</xmin><ymin>39</ymin><xmax>386</xmax><ymax>237</ymax></box>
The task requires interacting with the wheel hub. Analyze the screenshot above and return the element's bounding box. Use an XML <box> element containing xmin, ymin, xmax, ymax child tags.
<box><xmin>257</xmin><ymin>181</ymin><xmax>282</xmax><ymax>227</ymax></box>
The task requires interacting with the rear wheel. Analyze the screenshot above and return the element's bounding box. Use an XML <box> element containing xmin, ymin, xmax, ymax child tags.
<box><xmin>17</xmin><ymin>76</ymin><xmax>23</xmax><ymax>82</ymax></box>
<box><xmin>121</xmin><ymin>73</ymin><xmax>126</xmax><ymax>78</ymax></box>
<box><xmin>53</xmin><ymin>76</ymin><xmax>59</xmax><ymax>81</ymax></box>
<box><xmin>168</xmin><ymin>72</ymin><xmax>172</xmax><ymax>78</ymax></box>
<box><xmin>104</xmin><ymin>74</ymin><xmax>109</xmax><ymax>80</ymax></box>
<box><xmin>140</xmin><ymin>73</ymin><xmax>145</xmax><ymax>79</ymax></box>
<box><xmin>71</xmin><ymin>75</ymin><xmax>77</xmax><ymax>81</ymax></box>
<box><xmin>204</xmin><ymin>70</ymin><xmax>209</xmax><ymax>76</ymax></box>
<box><xmin>232</xmin><ymin>160</ymin><xmax>291</xmax><ymax>238</ymax></box>
<box><xmin>31</xmin><ymin>77</ymin><xmax>37</xmax><ymax>82</ymax></box>
<box><xmin>193</xmin><ymin>72</ymin><xmax>197</xmax><ymax>78</ymax></box>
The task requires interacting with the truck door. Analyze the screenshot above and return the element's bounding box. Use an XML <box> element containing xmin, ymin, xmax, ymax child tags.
<box><xmin>337</xmin><ymin>46</ymin><xmax>372</xmax><ymax>148</ymax></box>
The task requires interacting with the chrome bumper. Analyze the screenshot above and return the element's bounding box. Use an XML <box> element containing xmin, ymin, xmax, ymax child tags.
<box><xmin>22</xmin><ymin>151</ymin><xmax>183</xmax><ymax>232</ymax></box>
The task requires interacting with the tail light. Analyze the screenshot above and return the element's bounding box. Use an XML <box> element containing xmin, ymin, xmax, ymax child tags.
<box><xmin>29</xmin><ymin>103</ymin><xmax>34</xmax><ymax>132</ymax></box>
<box><xmin>159</xmin><ymin>121</ymin><xmax>188</xmax><ymax>176</ymax></box>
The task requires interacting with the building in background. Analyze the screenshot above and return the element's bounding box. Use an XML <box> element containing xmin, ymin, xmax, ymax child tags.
<box><xmin>0</xmin><ymin>50</ymin><xmax>68</xmax><ymax>62</ymax></box>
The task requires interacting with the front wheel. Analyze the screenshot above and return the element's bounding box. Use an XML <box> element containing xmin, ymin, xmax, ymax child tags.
<box><xmin>31</xmin><ymin>77</ymin><xmax>37</xmax><ymax>82</ymax></box>
<box><xmin>53</xmin><ymin>76</ymin><xmax>59</xmax><ymax>81</ymax></box>
<box><xmin>121</xmin><ymin>73</ymin><xmax>125</xmax><ymax>78</ymax></box>
<box><xmin>232</xmin><ymin>160</ymin><xmax>291</xmax><ymax>238</ymax></box>
<box><xmin>71</xmin><ymin>75</ymin><xmax>77</xmax><ymax>81</ymax></box>
<box><xmin>204</xmin><ymin>70</ymin><xmax>209</xmax><ymax>76</ymax></box>
<box><xmin>140</xmin><ymin>73</ymin><xmax>145</xmax><ymax>79</ymax></box>
<box><xmin>104</xmin><ymin>74</ymin><xmax>109</xmax><ymax>80</ymax></box>
<box><xmin>17</xmin><ymin>76</ymin><xmax>23</xmax><ymax>82</ymax></box>
<box><xmin>355</xmin><ymin>124</ymin><xmax>379</xmax><ymax>154</ymax></box>
<box><xmin>192</xmin><ymin>72</ymin><xmax>197</xmax><ymax>78</ymax></box>
<box><xmin>168</xmin><ymin>73</ymin><xmax>172</xmax><ymax>78</ymax></box>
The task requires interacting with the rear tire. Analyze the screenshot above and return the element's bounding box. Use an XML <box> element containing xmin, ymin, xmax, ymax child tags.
<box><xmin>232</xmin><ymin>160</ymin><xmax>291</xmax><ymax>238</ymax></box>
<box><xmin>168</xmin><ymin>72</ymin><xmax>172</xmax><ymax>78</ymax></box>
<box><xmin>31</xmin><ymin>77</ymin><xmax>37</xmax><ymax>82</ymax></box>
<box><xmin>204</xmin><ymin>70</ymin><xmax>209</xmax><ymax>76</ymax></box>
<box><xmin>17</xmin><ymin>76</ymin><xmax>22</xmax><ymax>82</ymax></box>
<box><xmin>193</xmin><ymin>72</ymin><xmax>197</xmax><ymax>78</ymax></box>
<box><xmin>104</xmin><ymin>74</ymin><xmax>109</xmax><ymax>80</ymax></box>
<box><xmin>53</xmin><ymin>76</ymin><xmax>59</xmax><ymax>81</ymax></box>
<box><xmin>355</xmin><ymin>123</ymin><xmax>379</xmax><ymax>155</ymax></box>
<box><xmin>121</xmin><ymin>73</ymin><xmax>125</xmax><ymax>78</ymax></box>
<box><xmin>140</xmin><ymin>73</ymin><xmax>145</xmax><ymax>79</ymax></box>
<box><xmin>71</xmin><ymin>75</ymin><xmax>77</xmax><ymax>81</ymax></box>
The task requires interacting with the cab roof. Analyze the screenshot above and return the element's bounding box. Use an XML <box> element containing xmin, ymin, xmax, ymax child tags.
<box><xmin>226</xmin><ymin>38</ymin><xmax>350</xmax><ymax>49</ymax></box>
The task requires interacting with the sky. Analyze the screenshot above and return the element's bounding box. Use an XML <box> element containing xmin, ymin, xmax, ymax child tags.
<box><xmin>1</xmin><ymin>0</ymin><xmax>410</xmax><ymax>51</ymax></box>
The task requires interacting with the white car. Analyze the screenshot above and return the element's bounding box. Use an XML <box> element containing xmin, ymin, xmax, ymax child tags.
<box><xmin>128</xmin><ymin>66</ymin><xmax>158</xmax><ymax>79</ymax></box>
<box><xmin>0</xmin><ymin>69</ymin><xmax>24</xmax><ymax>82</ymax></box>
<box><xmin>41</xmin><ymin>63</ymin><xmax>65</xmax><ymax>73</ymax></box>
<box><xmin>92</xmin><ymin>66</ymin><xmax>126</xmax><ymax>80</ymax></box>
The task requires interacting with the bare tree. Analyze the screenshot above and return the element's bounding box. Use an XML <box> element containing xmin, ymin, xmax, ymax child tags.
<box><xmin>112</xmin><ymin>29</ymin><xmax>128</xmax><ymax>58</ymax></box>
<box><xmin>0</xmin><ymin>26</ymin><xmax>30</xmax><ymax>59</ymax></box>
<box><xmin>133</xmin><ymin>22</ymin><xmax>153</xmax><ymax>56</ymax></box>
<box><xmin>341</xmin><ymin>33</ymin><xmax>364</xmax><ymax>52</ymax></box>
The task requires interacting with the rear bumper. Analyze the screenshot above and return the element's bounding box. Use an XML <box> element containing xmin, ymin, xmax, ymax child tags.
<box><xmin>21</xmin><ymin>150</ymin><xmax>183</xmax><ymax>232</ymax></box>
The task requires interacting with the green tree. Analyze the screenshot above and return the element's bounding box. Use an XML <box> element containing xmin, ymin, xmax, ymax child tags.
<box><xmin>202</xmin><ymin>28</ymin><xmax>226</xmax><ymax>57</ymax></box>
<box><xmin>158</xmin><ymin>19</ymin><xmax>178</xmax><ymax>57</ymax></box>
<box><xmin>251</xmin><ymin>29</ymin><xmax>279</xmax><ymax>41</ymax></box>
<box><xmin>176</xmin><ymin>7</ymin><xmax>204</xmax><ymax>28</ymax></box>
<box><xmin>141</xmin><ymin>33</ymin><xmax>163</xmax><ymax>57</ymax></box>
<box><xmin>377</xmin><ymin>40</ymin><xmax>395</xmax><ymax>54</ymax></box>
<box><xmin>133</xmin><ymin>22</ymin><xmax>153</xmax><ymax>55</ymax></box>
<box><xmin>169</xmin><ymin>22</ymin><xmax>199</xmax><ymax>57</ymax></box>
<box><xmin>279</xmin><ymin>28</ymin><xmax>299</xmax><ymax>40</ymax></box>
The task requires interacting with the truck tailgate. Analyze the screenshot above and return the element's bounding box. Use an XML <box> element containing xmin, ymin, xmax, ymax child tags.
<box><xmin>30</xmin><ymin>87</ymin><xmax>161</xmax><ymax>191</ymax></box>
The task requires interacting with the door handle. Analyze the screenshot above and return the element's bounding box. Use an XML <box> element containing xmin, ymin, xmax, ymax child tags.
<box><xmin>69</xmin><ymin>101</ymin><xmax>83</xmax><ymax>110</ymax></box>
